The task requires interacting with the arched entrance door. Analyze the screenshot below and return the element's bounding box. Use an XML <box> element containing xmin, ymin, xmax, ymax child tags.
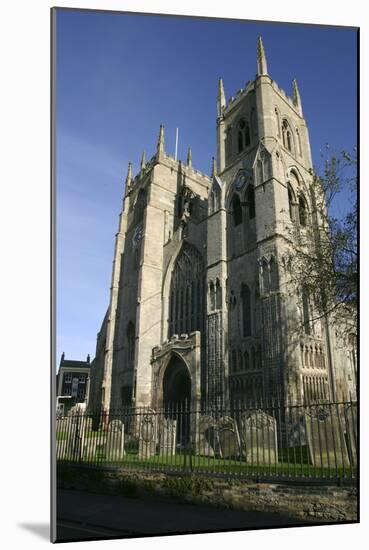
<box><xmin>163</xmin><ymin>355</ymin><xmax>191</xmax><ymax>443</ymax></box>
<box><xmin>163</xmin><ymin>355</ymin><xmax>191</xmax><ymax>406</ymax></box>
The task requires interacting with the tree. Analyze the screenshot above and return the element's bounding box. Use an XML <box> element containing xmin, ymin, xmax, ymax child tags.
<box><xmin>283</xmin><ymin>147</ymin><xmax>357</xmax><ymax>338</ymax></box>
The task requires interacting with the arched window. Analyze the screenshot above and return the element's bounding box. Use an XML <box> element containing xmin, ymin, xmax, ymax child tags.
<box><xmin>262</xmin><ymin>259</ymin><xmax>270</xmax><ymax>294</ymax></box>
<box><xmin>237</xmin><ymin>119</ymin><xmax>250</xmax><ymax>153</ymax></box>
<box><xmin>216</xmin><ymin>279</ymin><xmax>222</xmax><ymax>309</ymax></box>
<box><xmin>169</xmin><ymin>243</ymin><xmax>204</xmax><ymax>337</ymax></box>
<box><xmin>296</xmin><ymin>128</ymin><xmax>302</xmax><ymax>156</ymax></box>
<box><xmin>275</xmin><ymin>107</ymin><xmax>280</xmax><ymax>137</ymax></box>
<box><xmin>134</xmin><ymin>189</ymin><xmax>147</xmax><ymax>225</ymax></box>
<box><xmin>244</xmin><ymin>350</ymin><xmax>250</xmax><ymax>370</ymax></box>
<box><xmin>302</xmin><ymin>288</ymin><xmax>311</xmax><ymax>335</ymax></box>
<box><xmin>238</xmin><ymin>350</ymin><xmax>243</xmax><ymax>372</ymax></box>
<box><xmin>232</xmin><ymin>350</ymin><xmax>237</xmax><ymax>373</ymax></box>
<box><xmin>231</xmin><ymin>194</ymin><xmax>242</xmax><ymax>226</ymax></box>
<box><xmin>282</xmin><ymin>119</ymin><xmax>293</xmax><ymax>152</ymax></box>
<box><xmin>241</xmin><ymin>283</ymin><xmax>251</xmax><ymax>337</ymax></box>
<box><xmin>246</xmin><ymin>185</ymin><xmax>255</xmax><ymax>219</ymax></box>
<box><xmin>251</xmin><ymin>347</ymin><xmax>256</xmax><ymax>369</ymax></box>
<box><xmin>298</xmin><ymin>195</ymin><xmax>307</xmax><ymax>226</ymax></box>
<box><xmin>126</xmin><ymin>322</ymin><xmax>135</xmax><ymax>364</ymax></box>
<box><xmin>287</xmin><ymin>184</ymin><xmax>295</xmax><ymax>221</ymax></box>
<box><xmin>269</xmin><ymin>256</ymin><xmax>279</xmax><ymax>291</ymax></box>
<box><xmin>209</xmin><ymin>281</ymin><xmax>215</xmax><ymax>311</ymax></box>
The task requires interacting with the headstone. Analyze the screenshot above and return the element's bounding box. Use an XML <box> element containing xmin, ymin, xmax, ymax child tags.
<box><xmin>217</xmin><ymin>416</ymin><xmax>241</xmax><ymax>458</ymax></box>
<box><xmin>106</xmin><ymin>419</ymin><xmax>125</xmax><ymax>461</ymax></box>
<box><xmin>196</xmin><ymin>414</ymin><xmax>217</xmax><ymax>457</ymax></box>
<box><xmin>304</xmin><ymin>405</ymin><xmax>349</xmax><ymax>467</ymax></box>
<box><xmin>240</xmin><ymin>410</ymin><xmax>278</xmax><ymax>465</ymax></box>
<box><xmin>138</xmin><ymin>410</ymin><xmax>157</xmax><ymax>460</ymax></box>
<box><xmin>159</xmin><ymin>418</ymin><xmax>176</xmax><ymax>456</ymax></box>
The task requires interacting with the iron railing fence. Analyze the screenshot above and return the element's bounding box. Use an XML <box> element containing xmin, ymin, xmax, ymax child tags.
<box><xmin>56</xmin><ymin>399</ymin><xmax>357</xmax><ymax>482</ymax></box>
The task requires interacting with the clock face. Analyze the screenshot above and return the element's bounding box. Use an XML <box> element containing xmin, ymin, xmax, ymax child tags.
<box><xmin>132</xmin><ymin>223</ymin><xmax>143</xmax><ymax>248</ymax></box>
<box><xmin>234</xmin><ymin>173</ymin><xmax>246</xmax><ymax>190</ymax></box>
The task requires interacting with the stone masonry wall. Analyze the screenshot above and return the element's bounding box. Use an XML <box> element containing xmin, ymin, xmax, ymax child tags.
<box><xmin>58</xmin><ymin>464</ymin><xmax>357</xmax><ymax>524</ymax></box>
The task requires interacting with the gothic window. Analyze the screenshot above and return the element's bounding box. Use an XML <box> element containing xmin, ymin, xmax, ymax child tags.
<box><xmin>126</xmin><ymin>322</ymin><xmax>135</xmax><ymax>364</ymax></box>
<box><xmin>232</xmin><ymin>350</ymin><xmax>237</xmax><ymax>373</ymax></box>
<box><xmin>231</xmin><ymin>194</ymin><xmax>242</xmax><ymax>226</ymax></box>
<box><xmin>216</xmin><ymin>279</ymin><xmax>222</xmax><ymax>309</ymax></box>
<box><xmin>262</xmin><ymin>259</ymin><xmax>270</xmax><ymax>294</ymax></box>
<box><xmin>246</xmin><ymin>185</ymin><xmax>255</xmax><ymax>219</ymax></box>
<box><xmin>134</xmin><ymin>189</ymin><xmax>147</xmax><ymax>225</ymax></box>
<box><xmin>237</xmin><ymin>118</ymin><xmax>250</xmax><ymax>153</ymax></box>
<box><xmin>209</xmin><ymin>281</ymin><xmax>215</xmax><ymax>311</ymax></box>
<box><xmin>241</xmin><ymin>283</ymin><xmax>251</xmax><ymax>337</ymax></box>
<box><xmin>169</xmin><ymin>243</ymin><xmax>204</xmax><ymax>337</ymax></box>
<box><xmin>238</xmin><ymin>350</ymin><xmax>243</xmax><ymax>371</ymax></box>
<box><xmin>298</xmin><ymin>194</ymin><xmax>307</xmax><ymax>226</ymax></box>
<box><xmin>244</xmin><ymin>350</ymin><xmax>250</xmax><ymax>370</ymax></box>
<box><xmin>282</xmin><ymin>119</ymin><xmax>293</xmax><ymax>153</ymax></box>
<box><xmin>296</xmin><ymin>128</ymin><xmax>302</xmax><ymax>156</ymax></box>
<box><xmin>251</xmin><ymin>347</ymin><xmax>256</xmax><ymax>369</ymax></box>
<box><xmin>302</xmin><ymin>288</ymin><xmax>311</xmax><ymax>335</ymax></box>
<box><xmin>269</xmin><ymin>256</ymin><xmax>279</xmax><ymax>291</ymax></box>
<box><xmin>287</xmin><ymin>184</ymin><xmax>295</xmax><ymax>221</ymax></box>
<box><xmin>275</xmin><ymin>107</ymin><xmax>280</xmax><ymax>137</ymax></box>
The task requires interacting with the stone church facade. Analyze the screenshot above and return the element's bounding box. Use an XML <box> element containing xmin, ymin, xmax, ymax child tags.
<box><xmin>88</xmin><ymin>38</ymin><xmax>356</xmax><ymax>414</ymax></box>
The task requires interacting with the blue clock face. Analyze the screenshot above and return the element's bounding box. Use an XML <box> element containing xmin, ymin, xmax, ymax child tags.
<box><xmin>234</xmin><ymin>173</ymin><xmax>246</xmax><ymax>190</ymax></box>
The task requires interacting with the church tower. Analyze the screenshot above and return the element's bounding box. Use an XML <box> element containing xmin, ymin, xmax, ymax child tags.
<box><xmin>215</xmin><ymin>36</ymin><xmax>332</xmax><ymax>406</ymax></box>
<box><xmin>88</xmin><ymin>36</ymin><xmax>353</xmax><ymax>416</ymax></box>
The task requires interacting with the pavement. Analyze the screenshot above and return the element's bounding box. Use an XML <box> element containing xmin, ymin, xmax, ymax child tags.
<box><xmin>56</xmin><ymin>489</ymin><xmax>311</xmax><ymax>542</ymax></box>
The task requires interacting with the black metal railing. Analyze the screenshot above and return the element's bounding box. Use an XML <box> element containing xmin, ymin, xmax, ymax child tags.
<box><xmin>56</xmin><ymin>399</ymin><xmax>357</xmax><ymax>482</ymax></box>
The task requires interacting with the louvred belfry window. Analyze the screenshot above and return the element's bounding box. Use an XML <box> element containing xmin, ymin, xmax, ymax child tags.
<box><xmin>169</xmin><ymin>243</ymin><xmax>204</xmax><ymax>337</ymax></box>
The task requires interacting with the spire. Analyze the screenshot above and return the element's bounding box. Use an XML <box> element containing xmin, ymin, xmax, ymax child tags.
<box><xmin>292</xmin><ymin>78</ymin><xmax>303</xmax><ymax>115</ymax></box>
<box><xmin>257</xmin><ymin>36</ymin><xmax>268</xmax><ymax>76</ymax></box>
<box><xmin>157</xmin><ymin>124</ymin><xmax>165</xmax><ymax>157</ymax></box>
<box><xmin>140</xmin><ymin>150</ymin><xmax>146</xmax><ymax>172</ymax></box>
<box><xmin>86</xmin><ymin>354</ymin><xmax>90</xmax><ymax>364</ymax></box>
<box><xmin>187</xmin><ymin>147</ymin><xmax>192</xmax><ymax>168</ymax></box>
<box><xmin>124</xmin><ymin>162</ymin><xmax>132</xmax><ymax>195</ymax></box>
<box><xmin>217</xmin><ymin>77</ymin><xmax>226</xmax><ymax>117</ymax></box>
<box><xmin>211</xmin><ymin>156</ymin><xmax>217</xmax><ymax>178</ymax></box>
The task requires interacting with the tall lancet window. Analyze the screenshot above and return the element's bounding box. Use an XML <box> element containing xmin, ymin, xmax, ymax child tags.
<box><xmin>169</xmin><ymin>243</ymin><xmax>204</xmax><ymax>337</ymax></box>
<box><xmin>241</xmin><ymin>283</ymin><xmax>251</xmax><ymax>337</ymax></box>
<box><xmin>231</xmin><ymin>194</ymin><xmax>243</xmax><ymax>226</ymax></box>
<box><xmin>246</xmin><ymin>185</ymin><xmax>255</xmax><ymax>219</ymax></box>
<box><xmin>299</xmin><ymin>194</ymin><xmax>307</xmax><ymax>227</ymax></box>
<box><xmin>134</xmin><ymin>188</ymin><xmax>147</xmax><ymax>225</ymax></box>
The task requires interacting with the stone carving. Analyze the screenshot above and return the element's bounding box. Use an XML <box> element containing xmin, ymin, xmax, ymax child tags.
<box><xmin>106</xmin><ymin>419</ymin><xmax>125</xmax><ymax>461</ymax></box>
<box><xmin>217</xmin><ymin>416</ymin><xmax>241</xmax><ymax>458</ymax></box>
<box><xmin>240</xmin><ymin>410</ymin><xmax>278</xmax><ymax>464</ymax></box>
<box><xmin>138</xmin><ymin>410</ymin><xmax>157</xmax><ymax>460</ymax></box>
<box><xmin>159</xmin><ymin>418</ymin><xmax>177</xmax><ymax>456</ymax></box>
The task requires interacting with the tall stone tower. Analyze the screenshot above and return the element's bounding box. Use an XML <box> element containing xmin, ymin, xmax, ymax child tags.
<box><xmin>87</xmin><ymin>37</ymin><xmax>356</xmax><ymax>415</ymax></box>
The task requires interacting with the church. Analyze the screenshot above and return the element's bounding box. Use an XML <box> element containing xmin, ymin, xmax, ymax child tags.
<box><xmin>87</xmin><ymin>37</ymin><xmax>356</xmax><ymax>414</ymax></box>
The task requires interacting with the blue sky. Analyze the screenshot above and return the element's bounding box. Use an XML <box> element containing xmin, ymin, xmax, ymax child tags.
<box><xmin>55</xmin><ymin>9</ymin><xmax>357</xmax><ymax>364</ymax></box>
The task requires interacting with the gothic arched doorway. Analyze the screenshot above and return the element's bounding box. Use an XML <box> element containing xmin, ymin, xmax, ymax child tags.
<box><xmin>163</xmin><ymin>355</ymin><xmax>191</xmax><ymax>443</ymax></box>
<box><xmin>163</xmin><ymin>355</ymin><xmax>191</xmax><ymax>406</ymax></box>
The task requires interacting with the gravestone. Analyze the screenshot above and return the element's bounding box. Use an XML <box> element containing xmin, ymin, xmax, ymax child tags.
<box><xmin>106</xmin><ymin>419</ymin><xmax>125</xmax><ymax>461</ymax></box>
<box><xmin>195</xmin><ymin>414</ymin><xmax>217</xmax><ymax>457</ymax></box>
<box><xmin>240</xmin><ymin>410</ymin><xmax>278</xmax><ymax>465</ymax></box>
<box><xmin>217</xmin><ymin>416</ymin><xmax>241</xmax><ymax>458</ymax></box>
<box><xmin>304</xmin><ymin>405</ymin><xmax>349</xmax><ymax>468</ymax></box>
<box><xmin>138</xmin><ymin>410</ymin><xmax>157</xmax><ymax>459</ymax></box>
<box><xmin>159</xmin><ymin>418</ymin><xmax>176</xmax><ymax>456</ymax></box>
